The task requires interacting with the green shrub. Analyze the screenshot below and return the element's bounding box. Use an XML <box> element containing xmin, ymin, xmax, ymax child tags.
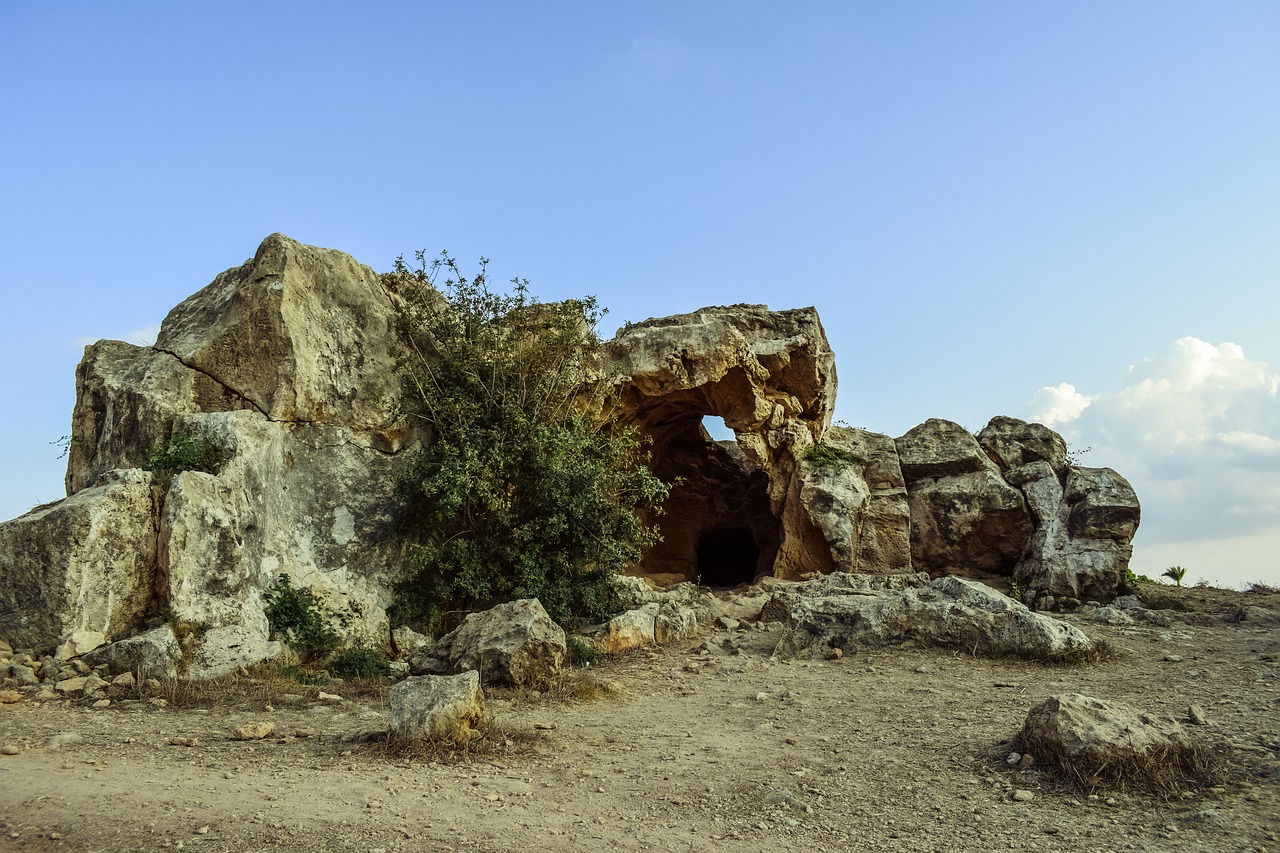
<box><xmin>386</xmin><ymin>252</ymin><xmax>668</xmax><ymax>634</ymax></box>
<box><xmin>144</xmin><ymin>430</ymin><xmax>224</xmax><ymax>477</ymax></box>
<box><xmin>328</xmin><ymin>647</ymin><xmax>392</xmax><ymax>679</ymax></box>
<box><xmin>803</xmin><ymin>442</ymin><xmax>859</xmax><ymax>472</ymax></box>
<box><xmin>1162</xmin><ymin>566</ymin><xmax>1188</xmax><ymax>587</ymax></box>
<box><xmin>263</xmin><ymin>574</ymin><xmax>340</xmax><ymax>661</ymax></box>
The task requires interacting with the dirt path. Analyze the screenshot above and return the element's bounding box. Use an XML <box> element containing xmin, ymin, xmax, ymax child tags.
<box><xmin>2</xmin><ymin>586</ymin><xmax>1278</xmax><ymax>852</ymax></box>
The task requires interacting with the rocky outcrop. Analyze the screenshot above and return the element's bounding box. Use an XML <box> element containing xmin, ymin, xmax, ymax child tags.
<box><xmin>0</xmin><ymin>235</ymin><xmax>1143</xmax><ymax>670</ymax></box>
<box><xmin>774</xmin><ymin>573</ymin><xmax>1095</xmax><ymax>661</ymax></box>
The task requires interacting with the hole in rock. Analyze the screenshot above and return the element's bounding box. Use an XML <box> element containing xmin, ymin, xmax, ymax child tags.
<box><xmin>696</xmin><ymin>527</ymin><xmax>760</xmax><ymax>588</ymax></box>
<box><xmin>701</xmin><ymin>415</ymin><xmax>736</xmax><ymax>442</ymax></box>
<box><xmin>629</xmin><ymin>410</ymin><xmax>780</xmax><ymax>586</ymax></box>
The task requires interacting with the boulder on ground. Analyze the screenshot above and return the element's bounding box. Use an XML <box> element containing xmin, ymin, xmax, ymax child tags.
<box><xmin>409</xmin><ymin>599</ymin><xmax>566</xmax><ymax>687</ymax></box>
<box><xmin>1014</xmin><ymin>693</ymin><xmax>1214</xmax><ymax>790</ymax></box>
<box><xmin>83</xmin><ymin>625</ymin><xmax>181</xmax><ymax>679</ymax></box>
<box><xmin>775</xmin><ymin>574</ymin><xmax>1094</xmax><ymax>661</ymax></box>
<box><xmin>389</xmin><ymin>671</ymin><xmax>486</xmax><ymax>742</ymax></box>
<box><xmin>595</xmin><ymin>603</ymin><xmax>658</xmax><ymax>654</ymax></box>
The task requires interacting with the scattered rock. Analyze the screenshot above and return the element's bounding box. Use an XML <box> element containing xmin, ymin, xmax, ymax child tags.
<box><xmin>0</xmin><ymin>689</ymin><xmax>21</xmax><ymax>704</ymax></box>
<box><xmin>0</xmin><ymin>744</ymin><xmax>20</xmax><ymax>755</ymax></box>
<box><xmin>1187</xmin><ymin>705</ymin><xmax>1209</xmax><ymax>725</ymax></box>
<box><xmin>45</xmin><ymin>732</ymin><xmax>83</xmax><ymax>750</ymax></box>
<box><xmin>1011</xmin><ymin>789</ymin><xmax>1035</xmax><ymax>802</ymax></box>
<box><xmin>231</xmin><ymin>722</ymin><xmax>276</xmax><ymax>741</ymax></box>
<box><xmin>595</xmin><ymin>604</ymin><xmax>658</xmax><ymax>654</ymax></box>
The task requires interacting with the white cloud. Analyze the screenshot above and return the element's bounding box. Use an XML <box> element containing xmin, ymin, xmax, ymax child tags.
<box><xmin>1028</xmin><ymin>382</ymin><xmax>1094</xmax><ymax>426</ymax></box>
<box><xmin>1025</xmin><ymin>337</ymin><xmax>1280</xmax><ymax>563</ymax></box>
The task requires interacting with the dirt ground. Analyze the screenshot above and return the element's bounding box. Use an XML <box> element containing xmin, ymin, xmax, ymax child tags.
<box><xmin>2</xmin><ymin>583</ymin><xmax>1278</xmax><ymax>853</ymax></box>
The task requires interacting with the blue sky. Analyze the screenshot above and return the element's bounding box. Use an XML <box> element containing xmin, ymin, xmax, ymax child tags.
<box><xmin>2</xmin><ymin>2</ymin><xmax>1277</xmax><ymax>587</ymax></box>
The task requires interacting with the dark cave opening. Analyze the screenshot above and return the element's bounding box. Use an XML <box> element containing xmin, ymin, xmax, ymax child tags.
<box><xmin>696</xmin><ymin>527</ymin><xmax>761</xmax><ymax>588</ymax></box>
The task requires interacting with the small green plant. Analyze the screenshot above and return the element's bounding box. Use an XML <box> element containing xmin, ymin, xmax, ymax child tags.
<box><xmin>328</xmin><ymin>647</ymin><xmax>392</xmax><ymax>679</ymax></box>
<box><xmin>1162</xmin><ymin>566</ymin><xmax>1188</xmax><ymax>587</ymax></box>
<box><xmin>566</xmin><ymin>635</ymin><xmax>600</xmax><ymax>667</ymax></box>
<box><xmin>1121</xmin><ymin>568</ymin><xmax>1156</xmax><ymax>592</ymax></box>
<box><xmin>803</xmin><ymin>442</ymin><xmax>858</xmax><ymax>472</ymax></box>
<box><xmin>1007</xmin><ymin>577</ymin><xmax>1024</xmax><ymax>603</ymax></box>
<box><xmin>263</xmin><ymin>574</ymin><xmax>340</xmax><ymax>661</ymax></box>
<box><xmin>144</xmin><ymin>430</ymin><xmax>224</xmax><ymax>477</ymax></box>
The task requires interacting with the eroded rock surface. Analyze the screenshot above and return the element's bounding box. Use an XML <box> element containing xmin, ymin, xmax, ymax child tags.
<box><xmin>774</xmin><ymin>573</ymin><xmax>1095</xmax><ymax>661</ymax></box>
<box><xmin>409</xmin><ymin>599</ymin><xmax>567</xmax><ymax>687</ymax></box>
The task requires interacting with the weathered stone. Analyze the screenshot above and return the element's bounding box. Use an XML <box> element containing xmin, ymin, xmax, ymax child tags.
<box><xmin>55</xmin><ymin>676</ymin><xmax>89</xmax><ymax>696</ymax></box>
<box><xmin>608</xmin><ymin>305</ymin><xmax>837</xmax><ymax>584</ymax></box>
<box><xmin>388</xmin><ymin>671</ymin><xmax>486</xmax><ymax>742</ymax></box>
<box><xmin>896</xmin><ymin>420</ymin><xmax>1033</xmax><ymax>584</ymax></box>
<box><xmin>1015</xmin><ymin>694</ymin><xmax>1205</xmax><ymax>788</ymax></box>
<box><xmin>83</xmin><ymin>625</ymin><xmax>181</xmax><ymax>680</ymax></box>
<box><xmin>409</xmin><ymin>599</ymin><xmax>566</xmax><ymax>687</ymax></box>
<box><xmin>391</xmin><ymin>626</ymin><xmax>432</xmax><ymax>660</ymax></box>
<box><xmin>799</xmin><ymin>426</ymin><xmax>912</xmax><ymax>575</ymax></box>
<box><xmin>232</xmin><ymin>721</ymin><xmax>276</xmax><ymax>740</ymax></box>
<box><xmin>978</xmin><ymin>416</ymin><xmax>1069</xmax><ymax>478</ymax></box>
<box><xmin>0</xmin><ymin>469</ymin><xmax>157</xmax><ymax>655</ymax></box>
<box><xmin>55</xmin><ymin>630</ymin><xmax>106</xmax><ymax>661</ymax></box>
<box><xmin>775</xmin><ymin>574</ymin><xmax>1094</xmax><ymax>661</ymax></box>
<box><xmin>1015</xmin><ymin>466</ymin><xmax>1141</xmax><ymax>602</ymax></box>
<box><xmin>0</xmin><ymin>689</ymin><xmax>21</xmax><ymax>704</ymax></box>
<box><xmin>596</xmin><ymin>604</ymin><xmax>658</xmax><ymax>654</ymax></box>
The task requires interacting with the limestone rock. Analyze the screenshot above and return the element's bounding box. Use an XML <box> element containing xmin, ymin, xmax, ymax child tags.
<box><xmin>232</xmin><ymin>721</ymin><xmax>276</xmax><ymax>741</ymax></box>
<box><xmin>0</xmin><ymin>469</ymin><xmax>157</xmax><ymax>653</ymax></box>
<box><xmin>1015</xmin><ymin>694</ymin><xmax>1209</xmax><ymax>789</ymax></box>
<box><xmin>978</xmin><ymin>416</ymin><xmax>1069</xmax><ymax>478</ymax></box>
<box><xmin>595</xmin><ymin>604</ymin><xmax>658</xmax><ymax>654</ymax></box>
<box><xmin>608</xmin><ymin>305</ymin><xmax>837</xmax><ymax>583</ymax></box>
<box><xmin>83</xmin><ymin>625</ymin><xmax>181</xmax><ymax>679</ymax></box>
<box><xmin>389</xmin><ymin>671</ymin><xmax>486</xmax><ymax>742</ymax></box>
<box><xmin>799</xmin><ymin>426</ymin><xmax>912</xmax><ymax>574</ymax></box>
<box><xmin>775</xmin><ymin>574</ymin><xmax>1094</xmax><ymax>661</ymax></box>
<box><xmin>391</xmin><ymin>626</ymin><xmax>432</xmax><ymax>660</ymax></box>
<box><xmin>409</xmin><ymin>599</ymin><xmax>566</xmax><ymax>687</ymax></box>
<box><xmin>896</xmin><ymin>419</ymin><xmax>1033</xmax><ymax>584</ymax></box>
<box><xmin>55</xmin><ymin>629</ymin><xmax>107</xmax><ymax>661</ymax></box>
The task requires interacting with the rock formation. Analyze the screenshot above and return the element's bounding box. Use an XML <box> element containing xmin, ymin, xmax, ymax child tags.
<box><xmin>0</xmin><ymin>234</ymin><xmax>1141</xmax><ymax>673</ymax></box>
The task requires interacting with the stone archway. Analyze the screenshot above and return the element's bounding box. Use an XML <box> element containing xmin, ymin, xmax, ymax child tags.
<box><xmin>603</xmin><ymin>305</ymin><xmax>838</xmax><ymax>586</ymax></box>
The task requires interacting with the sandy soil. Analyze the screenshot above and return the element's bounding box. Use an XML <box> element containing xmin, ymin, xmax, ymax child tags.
<box><xmin>2</xmin><ymin>584</ymin><xmax>1278</xmax><ymax>853</ymax></box>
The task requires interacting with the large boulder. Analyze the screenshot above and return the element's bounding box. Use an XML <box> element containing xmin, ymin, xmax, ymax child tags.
<box><xmin>0</xmin><ymin>469</ymin><xmax>157</xmax><ymax>652</ymax></box>
<box><xmin>409</xmin><ymin>599</ymin><xmax>567</xmax><ymax>687</ymax></box>
<box><xmin>896</xmin><ymin>420</ymin><xmax>1033</xmax><ymax>583</ymax></box>
<box><xmin>775</xmin><ymin>573</ymin><xmax>1095</xmax><ymax>661</ymax></box>
<box><xmin>1014</xmin><ymin>694</ymin><xmax>1211</xmax><ymax>790</ymax></box>
<box><xmin>389</xmin><ymin>671</ymin><xmax>486</xmax><ymax>742</ymax></box>
<box><xmin>799</xmin><ymin>426</ymin><xmax>912</xmax><ymax>574</ymax></box>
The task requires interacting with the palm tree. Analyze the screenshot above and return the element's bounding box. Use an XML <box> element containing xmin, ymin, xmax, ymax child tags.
<box><xmin>1162</xmin><ymin>566</ymin><xmax>1188</xmax><ymax>587</ymax></box>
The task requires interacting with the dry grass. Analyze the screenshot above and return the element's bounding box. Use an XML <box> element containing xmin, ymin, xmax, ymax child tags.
<box><xmin>375</xmin><ymin>716</ymin><xmax>544</xmax><ymax>764</ymax></box>
<box><xmin>148</xmin><ymin>663</ymin><xmax>389</xmax><ymax>710</ymax></box>
<box><xmin>489</xmin><ymin>667</ymin><xmax>626</xmax><ymax>708</ymax></box>
<box><xmin>1012</xmin><ymin>734</ymin><xmax>1222</xmax><ymax>794</ymax></box>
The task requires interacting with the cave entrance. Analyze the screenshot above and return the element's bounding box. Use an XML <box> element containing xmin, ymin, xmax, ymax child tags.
<box><xmin>627</xmin><ymin>404</ymin><xmax>782</xmax><ymax>587</ymax></box>
<box><xmin>697</xmin><ymin>527</ymin><xmax>760</xmax><ymax>588</ymax></box>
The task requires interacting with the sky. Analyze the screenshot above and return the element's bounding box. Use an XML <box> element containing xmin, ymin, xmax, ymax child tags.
<box><xmin>1</xmin><ymin>2</ymin><xmax>1277</xmax><ymax>588</ymax></box>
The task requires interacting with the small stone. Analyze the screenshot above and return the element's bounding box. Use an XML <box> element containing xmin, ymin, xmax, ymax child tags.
<box><xmin>45</xmin><ymin>732</ymin><xmax>83</xmax><ymax>750</ymax></box>
<box><xmin>1011</xmin><ymin>789</ymin><xmax>1035</xmax><ymax>802</ymax></box>
<box><xmin>317</xmin><ymin>691</ymin><xmax>343</xmax><ymax>702</ymax></box>
<box><xmin>111</xmin><ymin>672</ymin><xmax>136</xmax><ymax>690</ymax></box>
<box><xmin>194</xmin><ymin>825</ymin><xmax>210</xmax><ymax>835</ymax></box>
<box><xmin>0</xmin><ymin>689</ymin><xmax>21</xmax><ymax>704</ymax></box>
<box><xmin>1018</xmin><ymin>753</ymin><xmax>1036</xmax><ymax>769</ymax></box>
<box><xmin>169</xmin><ymin>737</ymin><xmax>200</xmax><ymax>747</ymax></box>
<box><xmin>1162</xmin><ymin>654</ymin><xmax>1183</xmax><ymax>663</ymax></box>
<box><xmin>824</xmin><ymin>648</ymin><xmax>843</xmax><ymax>661</ymax></box>
<box><xmin>293</xmin><ymin>728</ymin><xmax>315</xmax><ymax>739</ymax></box>
<box><xmin>1</xmin><ymin>744</ymin><xmax>20</xmax><ymax>755</ymax></box>
<box><xmin>755</xmin><ymin>692</ymin><xmax>769</xmax><ymax>702</ymax></box>
<box><xmin>1006</xmin><ymin>752</ymin><xmax>1022</xmax><ymax>766</ymax></box>
<box><xmin>1187</xmin><ymin>704</ymin><xmax>1209</xmax><ymax>725</ymax></box>
<box><xmin>232</xmin><ymin>722</ymin><xmax>276</xmax><ymax>741</ymax></box>
<box><xmin>92</xmin><ymin>699</ymin><xmax>111</xmax><ymax>709</ymax></box>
